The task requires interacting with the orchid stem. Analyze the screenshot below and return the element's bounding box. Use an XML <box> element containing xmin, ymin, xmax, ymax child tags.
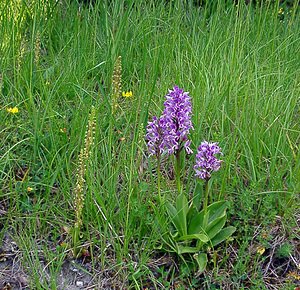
<box><xmin>175</xmin><ymin>150</ymin><xmax>182</xmax><ymax>194</ymax></box>
<box><xmin>203</xmin><ymin>180</ymin><xmax>209</xmax><ymax>216</ymax></box>
<box><xmin>157</xmin><ymin>154</ymin><xmax>162</xmax><ymax>203</ymax></box>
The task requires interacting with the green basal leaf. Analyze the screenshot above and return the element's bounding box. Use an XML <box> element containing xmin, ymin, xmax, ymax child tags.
<box><xmin>207</xmin><ymin>201</ymin><xmax>228</xmax><ymax>223</ymax></box>
<box><xmin>175</xmin><ymin>193</ymin><xmax>189</xmax><ymax>236</ymax></box>
<box><xmin>193</xmin><ymin>253</ymin><xmax>207</xmax><ymax>273</ymax></box>
<box><xmin>176</xmin><ymin>233</ymin><xmax>209</xmax><ymax>243</ymax></box>
<box><xmin>166</xmin><ymin>201</ymin><xmax>182</xmax><ymax>234</ymax></box>
<box><xmin>177</xmin><ymin>245</ymin><xmax>199</xmax><ymax>254</ymax></box>
<box><xmin>203</xmin><ymin>212</ymin><xmax>209</xmax><ymax>229</ymax></box>
<box><xmin>210</xmin><ymin>226</ymin><xmax>236</xmax><ymax>247</ymax></box>
<box><xmin>193</xmin><ymin>201</ymin><xmax>226</xmax><ymax>229</ymax></box>
<box><xmin>207</xmin><ymin>210</ymin><xmax>226</xmax><ymax>233</ymax></box>
<box><xmin>207</xmin><ymin>214</ymin><xmax>227</xmax><ymax>240</ymax></box>
<box><xmin>187</xmin><ymin>210</ymin><xmax>205</xmax><ymax>235</ymax></box>
<box><xmin>193</xmin><ymin>182</ymin><xmax>203</xmax><ymax>209</ymax></box>
<box><xmin>187</xmin><ymin>203</ymin><xmax>197</xmax><ymax>226</ymax></box>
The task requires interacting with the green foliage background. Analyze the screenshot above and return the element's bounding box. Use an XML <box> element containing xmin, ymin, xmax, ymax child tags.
<box><xmin>0</xmin><ymin>0</ymin><xmax>299</xmax><ymax>288</ymax></box>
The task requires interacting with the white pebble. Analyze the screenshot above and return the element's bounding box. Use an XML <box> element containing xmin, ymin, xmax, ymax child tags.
<box><xmin>76</xmin><ymin>281</ymin><xmax>84</xmax><ymax>287</ymax></box>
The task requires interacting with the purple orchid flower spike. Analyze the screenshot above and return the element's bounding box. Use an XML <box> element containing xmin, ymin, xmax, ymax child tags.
<box><xmin>159</xmin><ymin>86</ymin><xmax>194</xmax><ymax>155</ymax></box>
<box><xmin>194</xmin><ymin>141</ymin><xmax>222</xmax><ymax>181</ymax></box>
<box><xmin>145</xmin><ymin>116</ymin><xmax>164</xmax><ymax>157</ymax></box>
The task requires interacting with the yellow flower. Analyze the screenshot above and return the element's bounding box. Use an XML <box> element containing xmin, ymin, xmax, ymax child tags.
<box><xmin>287</xmin><ymin>271</ymin><xmax>300</xmax><ymax>280</ymax></box>
<box><xmin>257</xmin><ymin>245</ymin><xmax>265</xmax><ymax>255</ymax></box>
<box><xmin>7</xmin><ymin>107</ymin><xmax>19</xmax><ymax>114</ymax></box>
<box><xmin>60</xmin><ymin>128</ymin><xmax>67</xmax><ymax>133</ymax></box>
<box><xmin>27</xmin><ymin>186</ymin><xmax>33</xmax><ymax>192</ymax></box>
<box><xmin>122</xmin><ymin>91</ymin><xmax>133</xmax><ymax>98</ymax></box>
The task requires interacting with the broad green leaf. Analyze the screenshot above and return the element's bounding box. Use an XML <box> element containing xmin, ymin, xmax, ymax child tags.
<box><xmin>175</xmin><ymin>193</ymin><xmax>189</xmax><ymax>236</ymax></box>
<box><xmin>193</xmin><ymin>201</ymin><xmax>227</xmax><ymax>234</ymax></box>
<box><xmin>203</xmin><ymin>212</ymin><xmax>209</xmax><ymax>229</ymax></box>
<box><xmin>207</xmin><ymin>200</ymin><xmax>227</xmax><ymax>213</ymax></box>
<box><xmin>193</xmin><ymin>253</ymin><xmax>207</xmax><ymax>273</ymax></box>
<box><xmin>165</xmin><ymin>201</ymin><xmax>177</xmax><ymax>219</ymax></box>
<box><xmin>177</xmin><ymin>245</ymin><xmax>199</xmax><ymax>254</ymax></box>
<box><xmin>176</xmin><ymin>233</ymin><xmax>209</xmax><ymax>243</ymax></box>
<box><xmin>193</xmin><ymin>183</ymin><xmax>203</xmax><ymax>209</ymax></box>
<box><xmin>207</xmin><ymin>201</ymin><xmax>228</xmax><ymax>223</ymax></box>
<box><xmin>187</xmin><ymin>203</ymin><xmax>197</xmax><ymax>226</ymax></box>
<box><xmin>188</xmin><ymin>210</ymin><xmax>205</xmax><ymax>234</ymax></box>
<box><xmin>207</xmin><ymin>214</ymin><xmax>227</xmax><ymax>239</ymax></box>
<box><xmin>207</xmin><ymin>211</ymin><xmax>226</xmax><ymax>232</ymax></box>
<box><xmin>166</xmin><ymin>202</ymin><xmax>182</xmax><ymax>234</ymax></box>
<box><xmin>210</xmin><ymin>226</ymin><xmax>236</xmax><ymax>247</ymax></box>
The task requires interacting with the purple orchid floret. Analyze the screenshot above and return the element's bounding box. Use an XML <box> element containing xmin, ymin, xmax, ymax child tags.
<box><xmin>145</xmin><ymin>116</ymin><xmax>164</xmax><ymax>156</ymax></box>
<box><xmin>194</xmin><ymin>141</ymin><xmax>222</xmax><ymax>180</ymax></box>
<box><xmin>159</xmin><ymin>86</ymin><xmax>194</xmax><ymax>154</ymax></box>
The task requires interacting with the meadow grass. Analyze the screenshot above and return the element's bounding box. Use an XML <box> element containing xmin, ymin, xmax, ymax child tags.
<box><xmin>0</xmin><ymin>0</ymin><xmax>299</xmax><ymax>289</ymax></box>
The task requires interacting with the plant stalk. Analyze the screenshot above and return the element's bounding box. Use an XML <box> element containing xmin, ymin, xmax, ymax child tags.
<box><xmin>203</xmin><ymin>180</ymin><xmax>209</xmax><ymax>216</ymax></box>
<box><xmin>157</xmin><ymin>153</ymin><xmax>162</xmax><ymax>203</ymax></box>
<box><xmin>72</xmin><ymin>224</ymin><xmax>80</xmax><ymax>257</ymax></box>
<box><xmin>175</xmin><ymin>150</ymin><xmax>182</xmax><ymax>194</ymax></box>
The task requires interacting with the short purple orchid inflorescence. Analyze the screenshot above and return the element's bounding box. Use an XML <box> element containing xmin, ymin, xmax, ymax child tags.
<box><xmin>159</xmin><ymin>86</ymin><xmax>193</xmax><ymax>155</ymax></box>
<box><xmin>145</xmin><ymin>116</ymin><xmax>164</xmax><ymax>157</ymax></box>
<box><xmin>194</xmin><ymin>141</ymin><xmax>222</xmax><ymax>180</ymax></box>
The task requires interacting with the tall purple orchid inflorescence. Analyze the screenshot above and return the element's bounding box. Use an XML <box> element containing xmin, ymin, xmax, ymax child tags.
<box><xmin>145</xmin><ymin>86</ymin><xmax>194</xmax><ymax>194</ymax></box>
<box><xmin>194</xmin><ymin>141</ymin><xmax>222</xmax><ymax>181</ymax></box>
<box><xmin>160</xmin><ymin>86</ymin><xmax>193</xmax><ymax>155</ymax></box>
<box><xmin>146</xmin><ymin>86</ymin><xmax>193</xmax><ymax>157</ymax></box>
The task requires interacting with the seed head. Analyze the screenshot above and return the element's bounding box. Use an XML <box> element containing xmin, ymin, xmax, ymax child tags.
<box><xmin>111</xmin><ymin>56</ymin><xmax>122</xmax><ymax>113</ymax></box>
<box><xmin>73</xmin><ymin>106</ymin><xmax>96</xmax><ymax>228</ymax></box>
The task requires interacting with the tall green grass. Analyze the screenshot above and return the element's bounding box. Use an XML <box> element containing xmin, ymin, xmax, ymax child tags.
<box><xmin>1</xmin><ymin>0</ymin><xmax>299</xmax><ymax>288</ymax></box>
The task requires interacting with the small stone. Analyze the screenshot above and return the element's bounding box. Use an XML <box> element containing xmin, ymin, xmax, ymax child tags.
<box><xmin>17</xmin><ymin>275</ymin><xmax>29</xmax><ymax>286</ymax></box>
<box><xmin>76</xmin><ymin>281</ymin><xmax>84</xmax><ymax>287</ymax></box>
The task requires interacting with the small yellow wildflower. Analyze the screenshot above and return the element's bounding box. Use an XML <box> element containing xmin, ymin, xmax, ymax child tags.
<box><xmin>287</xmin><ymin>271</ymin><xmax>300</xmax><ymax>280</ymax></box>
<box><xmin>27</xmin><ymin>186</ymin><xmax>33</xmax><ymax>192</ymax></box>
<box><xmin>7</xmin><ymin>107</ymin><xmax>19</xmax><ymax>114</ymax></box>
<box><xmin>261</xmin><ymin>231</ymin><xmax>269</xmax><ymax>239</ymax></box>
<box><xmin>257</xmin><ymin>245</ymin><xmax>265</xmax><ymax>255</ymax></box>
<box><xmin>278</xmin><ymin>7</ymin><xmax>284</xmax><ymax>15</ymax></box>
<box><xmin>60</xmin><ymin>242</ymin><xmax>68</xmax><ymax>248</ymax></box>
<box><xmin>60</xmin><ymin>128</ymin><xmax>67</xmax><ymax>133</ymax></box>
<box><xmin>122</xmin><ymin>91</ymin><xmax>133</xmax><ymax>98</ymax></box>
